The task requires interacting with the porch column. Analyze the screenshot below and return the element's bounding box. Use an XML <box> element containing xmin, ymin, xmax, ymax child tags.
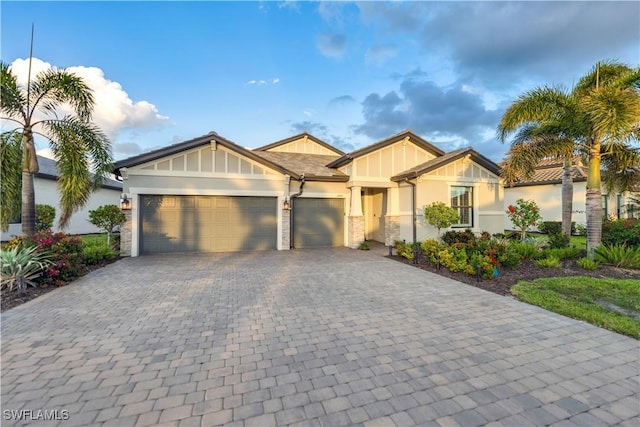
<box><xmin>385</xmin><ymin>185</ymin><xmax>400</xmax><ymax>246</ymax></box>
<box><xmin>120</xmin><ymin>209</ymin><xmax>132</xmax><ymax>257</ymax></box>
<box><xmin>348</xmin><ymin>186</ymin><xmax>364</xmax><ymax>248</ymax></box>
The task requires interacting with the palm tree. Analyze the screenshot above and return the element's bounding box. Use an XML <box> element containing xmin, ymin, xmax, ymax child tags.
<box><xmin>1</xmin><ymin>61</ymin><xmax>112</xmax><ymax>236</ymax></box>
<box><xmin>498</xmin><ymin>61</ymin><xmax>640</xmax><ymax>255</ymax></box>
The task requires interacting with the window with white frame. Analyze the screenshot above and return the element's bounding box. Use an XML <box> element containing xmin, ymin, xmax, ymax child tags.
<box><xmin>451</xmin><ymin>186</ymin><xmax>473</xmax><ymax>227</ymax></box>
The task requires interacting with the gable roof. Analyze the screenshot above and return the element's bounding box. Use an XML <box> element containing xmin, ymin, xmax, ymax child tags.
<box><xmin>113</xmin><ymin>131</ymin><xmax>300</xmax><ymax>179</ymax></box>
<box><xmin>509</xmin><ymin>162</ymin><xmax>588</xmax><ymax>187</ymax></box>
<box><xmin>391</xmin><ymin>147</ymin><xmax>501</xmax><ymax>181</ymax></box>
<box><xmin>327</xmin><ymin>130</ymin><xmax>445</xmax><ymax>168</ymax></box>
<box><xmin>37</xmin><ymin>156</ymin><xmax>122</xmax><ymax>191</ymax></box>
<box><xmin>254</xmin><ymin>132</ymin><xmax>345</xmax><ymax>155</ymax></box>
<box><xmin>253</xmin><ymin>152</ymin><xmax>348</xmax><ymax>182</ymax></box>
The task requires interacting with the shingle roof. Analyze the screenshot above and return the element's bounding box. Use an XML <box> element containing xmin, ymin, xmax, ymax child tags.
<box><xmin>327</xmin><ymin>130</ymin><xmax>445</xmax><ymax>168</ymax></box>
<box><xmin>511</xmin><ymin>164</ymin><xmax>588</xmax><ymax>187</ymax></box>
<box><xmin>391</xmin><ymin>147</ymin><xmax>501</xmax><ymax>181</ymax></box>
<box><xmin>252</xmin><ymin>151</ymin><xmax>348</xmax><ymax>181</ymax></box>
<box><xmin>37</xmin><ymin>156</ymin><xmax>122</xmax><ymax>191</ymax></box>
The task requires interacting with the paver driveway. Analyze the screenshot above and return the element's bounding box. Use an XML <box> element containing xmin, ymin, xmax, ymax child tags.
<box><xmin>1</xmin><ymin>248</ymin><xmax>638</xmax><ymax>426</ymax></box>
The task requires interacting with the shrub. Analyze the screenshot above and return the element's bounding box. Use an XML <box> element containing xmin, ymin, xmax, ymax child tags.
<box><xmin>594</xmin><ymin>244</ymin><xmax>640</xmax><ymax>269</ymax></box>
<box><xmin>420</xmin><ymin>239</ymin><xmax>442</xmax><ymax>264</ymax></box>
<box><xmin>1</xmin><ymin>246</ymin><xmax>52</xmax><ymax>295</ymax></box>
<box><xmin>35</xmin><ymin>204</ymin><xmax>56</xmax><ymax>231</ymax></box>
<box><xmin>88</xmin><ymin>204</ymin><xmax>127</xmax><ymax>249</ymax></box>
<box><xmin>575</xmin><ymin>223</ymin><xmax>587</xmax><ymax>237</ymax></box>
<box><xmin>468</xmin><ymin>253</ymin><xmax>495</xmax><ymax>279</ymax></box>
<box><xmin>547</xmin><ymin>232</ymin><xmax>571</xmax><ymax>249</ymax></box>
<box><xmin>506</xmin><ymin>199</ymin><xmax>543</xmax><ymax>240</ymax></box>
<box><xmin>538</xmin><ymin>221</ymin><xmax>576</xmax><ymax>235</ymax></box>
<box><xmin>536</xmin><ymin>256</ymin><xmax>561</xmax><ymax>268</ymax></box>
<box><xmin>394</xmin><ymin>240</ymin><xmax>414</xmax><ymax>260</ymax></box>
<box><xmin>423</xmin><ymin>202</ymin><xmax>460</xmax><ymax>239</ymax></box>
<box><xmin>602</xmin><ymin>218</ymin><xmax>640</xmax><ymax>247</ymax></box>
<box><xmin>498</xmin><ymin>245</ymin><xmax>522</xmax><ymax>269</ymax></box>
<box><xmin>83</xmin><ymin>245</ymin><xmax>117</xmax><ymax>265</ymax></box>
<box><xmin>543</xmin><ymin>247</ymin><xmax>582</xmax><ymax>260</ymax></box>
<box><xmin>24</xmin><ymin>230</ymin><xmax>84</xmax><ymax>285</ymax></box>
<box><xmin>358</xmin><ymin>241</ymin><xmax>370</xmax><ymax>250</ymax></box>
<box><xmin>439</xmin><ymin>245</ymin><xmax>468</xmax><ymax>273</ymax></box>
<box><xmin>510</xmin><ymin>241</ymin><xmax>543</xmax><ymax>260</ymax></box>
<box><xmin>577</xmin><ymin>257</ymin><xmax>600</xmax><ymax>270</ymax></box>
<box><xmin>441</xmin><ymin>229</ymin><xmax>476</xmax><ymax>246</ymax></box>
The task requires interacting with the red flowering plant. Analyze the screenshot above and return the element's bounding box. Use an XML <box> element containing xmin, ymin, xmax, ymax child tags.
<box><xmin>23</xmin><ymin>230</ymin><xmax>84</xmax><ymax>286</ymax></box>
<box><xmin>506</xmin><ymin>198</ymin><xmax>543</xmax><ymax>241</ymax></box>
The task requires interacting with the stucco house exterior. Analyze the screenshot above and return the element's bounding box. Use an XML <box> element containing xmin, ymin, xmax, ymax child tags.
<box><xmin>114</xmin><ymin>130</ymin><xmax>503</xmax><ymax>256</ymax></box>
<box><xmin>1</xmin><ymin>156</ymin><xmax>123</xmax><ymax>241</ymax></box>
<box><xmin>503</xmin><ymin>157</ymin><xmax>637</xmax><ymax>231</ymax></box>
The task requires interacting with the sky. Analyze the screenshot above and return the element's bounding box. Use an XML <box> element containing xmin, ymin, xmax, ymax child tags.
<box><xmin>1</xmin><ymin>1</ymin><xmax>639</xmax><ymax>163</ymax></box>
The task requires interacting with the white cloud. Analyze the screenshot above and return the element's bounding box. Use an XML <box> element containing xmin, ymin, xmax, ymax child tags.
<box><xmin>316</xmin><ymin>33</ymin><xmax>347</xmax><ymax>59</ymax></box>
<box><xmin>303</xmin><ymin>110</ymin><xmax>313</xmax><ymax>117</ymax></box>
<box><xmin>246</xmin><ymin>77</ymin><xmax>280</xmax><ymax>86</ymax></box>
<box><xmin>8</xmin><ymin>58</ymin><xmax>168</xmax><ymax>141</ymax></box>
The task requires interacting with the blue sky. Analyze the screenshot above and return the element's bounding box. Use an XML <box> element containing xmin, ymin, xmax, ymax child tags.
<box><xmin>2</xmin><ymin>1</ymin><xmax>638</xmax><ymax>162</ymax></box>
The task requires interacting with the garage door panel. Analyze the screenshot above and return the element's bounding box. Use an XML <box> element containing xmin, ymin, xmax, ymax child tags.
<box><xmin>293</xmin><ymin>198</ymin><xmax>344</xmax><ymax>248</ymax></box>
<box><xmin>140</xmin><ymin>195</ymin><xmax>276</xmax><ymax>254</ymax></box>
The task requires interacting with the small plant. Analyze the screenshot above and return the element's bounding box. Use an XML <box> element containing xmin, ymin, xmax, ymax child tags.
<box><xmin>88</xmin><ymin>205</ymin><xmax>127</xmax><ymax>248</ymax></box>
<box><xmin>35</xmin><ymin>204</ymin><xmax>56</xmax><ymax>231</ymax></box>
<box><xmin>602</xmin><ymin>218</ymin><xmax>640</xmax><ymax>247</ymax></box>
<box><xmin>543</xmin><ymin>247</ymin><xmax>582</xmax><ymax>260</ymax></box>
<box><xmin>23</xmin><ymin>230</ymin><xmax>84</xmax><ymax>285</ymax></box>
<box><xmin>577</xmin><ymin>257</ymin><xmax>600</xmax><ymax>270</ymax></box>
<box><xmin>358</xmin><ymin>241</ymin><xmax>370</xmax><ymax>250</ymax></box>
<box><xmin>420</xmin><ymin>239</ymin><xmax>442</xmax><ymax>264</ymax></box>
<box><xmin>594</xmin><ymin>244</ymin><xmax>640</xmax><ymax>269</ymax></box>
<box><xmin>83</xmin><ymin>246</ymin><xmax>117</xmax><ymax>265</ymax></box>
<box><xmin>394</xmin><ymin>240</ymin><xmax>414</xmax><ymax>260</ymax></box>
<box><xmin>547</xmin><ymin>232</ymin><xmax>570</xmax><ymax>249</ymax></box>
<box><xmin>506</xmin><ymin>199</ymin><xmax>543</xmax><ymax>240</ymax></box>
<box><xmin>441</xmin><ymin>229</ymin><xmax>476</xmax><ymax>246</ymax></box>
<box><xmin>575</xmin><ymin>223</ymin><xmax>587</xmax><ymax>237</ymax></box>
<box><xmin>510</xmin><ymin>241</ymin><xmax>543</xmax><ymax>260</ymax></box>
<box><xmin>439</xmin><ymin>245</ymin><xmax>468</xmax><ymax>272</ymax></box>
<box><xmin>1</xmin><ymin>246</ymin><xmax>52</xmax><ymax>295</ymax></box>
<box><xmin>497</xmin><ymin>245</ymin><xmax>522</xmax><ymax>269</ymax></box>
<box><xmin>536</xmin><ymin>256</ymin><xmax>561</xmax><ymax>268</ymax></box>
<box><xmin>423</xmin><ymin>202</ymin><xmax>460</xmax><ymax>239</ymax></box>
<box><xmin>468</xmin><ymin>252</ymin><xmax>494</xmax><ymax>279</ymax></box>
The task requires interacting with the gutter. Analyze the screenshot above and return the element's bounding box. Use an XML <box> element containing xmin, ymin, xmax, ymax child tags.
<box><xmin>404</xmin><ymin>175</ymin><xmax>417</xmax><ymax>243</ymax></box>
<box><xmin>289</xmin><ymin>174</ymin><xmax>305</xmax><ymax>249</ymax></box>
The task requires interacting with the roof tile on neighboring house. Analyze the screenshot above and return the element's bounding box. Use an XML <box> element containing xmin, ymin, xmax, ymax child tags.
<box><xmin>391</xmin><ymin>147</ymin><xmax>501</xmax><ymax>181</ymax></box>
<box><xmin>254</xmin><ymin>132</ymin><xmax>345</xmax><ymax>155</ymax></box>
<box><xmin>511</xmin><ymin>164</ymin><xmax>588</xmax><ymax>187</ymax></box>
<box><xmin>253</xmin><ymin>151</ymin><xmax>348</xmax><ymax>181</ymax></box>
<box><xmin>37</xmin><ymin>156</ymin><xmax>123</xmax><ymax>191</ymax></box>
<box><xmin>327</xmin><ymin>130</ymin><xmax>446</xmax><ymax>168</ymax></box>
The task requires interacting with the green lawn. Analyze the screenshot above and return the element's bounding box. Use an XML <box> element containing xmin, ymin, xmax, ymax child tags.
<box><xmin>75</xmin><ymin>233</ymin><xmax>109</xmax><ymax>247</ymax></box>
<box><xmin>512</xmin><ymin>277</ymin><xmax>640</xmax><ymax>339</ymax></box>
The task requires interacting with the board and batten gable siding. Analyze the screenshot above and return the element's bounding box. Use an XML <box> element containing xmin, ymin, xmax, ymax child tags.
<box><xmin>136</xmin><ymin>144</ymin><xmax>277</xmax><ymax>176</ymax></box>
<box><xmin>349</xmin><ymin>140</ymin><xmax>437</xmax><ymax>182</ymax></box>
<box><xmin>264</xmin><ymin>136</ymin><xmax>338</xmax><ymax>155</ymax></box>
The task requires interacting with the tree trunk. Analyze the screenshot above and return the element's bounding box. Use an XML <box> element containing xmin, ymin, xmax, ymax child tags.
<box><xmin>561</xmin><ymin>157</ymin><xmax>574</xmax><ymax>236</ymax></box>
<box><xmin>21</xmin><ymin>129</ymin><xmax>39</xmax><ymax>236</ymax></box>
<box><xmin>586</xmin><ymin>143</ymin><xmax>602</xmax><ymax>256</ymax></box>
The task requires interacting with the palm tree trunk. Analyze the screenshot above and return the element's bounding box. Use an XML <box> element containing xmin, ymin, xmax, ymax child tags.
<box><xmin>586</xmin><ymin>143</ymin><xmax>602</xmax><ymax>256</ymax></box>
<box><xmin>21</xmin><ymin>129</ymin><xmax>38</xmax><ymax>236</ymax></box>
<box><xmin>561</xmin><ymin>157</ymin><xmax>573</xmax><ymax>236</ymax></box>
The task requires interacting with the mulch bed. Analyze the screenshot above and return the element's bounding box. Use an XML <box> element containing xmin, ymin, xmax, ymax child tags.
<box><xmin>1</xmin><ymin>258</ymin><xmax>120</xmax><ymax>313</ymax></box>
<box><xmin>388</xmin><ymin>255</ymin><xmax>640</xmax><ymax>296</ymax></box>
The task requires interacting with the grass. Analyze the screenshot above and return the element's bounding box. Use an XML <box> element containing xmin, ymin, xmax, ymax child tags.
<box><xmin>75</xmin><ymin>233</ymin><xmax>109</xmax><ymax>247</ymax></box>
<box><xmin>512</xmin><ymin>277</ymin><xmax>640</xmax><ymax>339</ymax></box>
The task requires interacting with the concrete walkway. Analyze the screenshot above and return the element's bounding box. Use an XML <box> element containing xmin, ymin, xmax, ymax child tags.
<box><xmin>1</xmin><ymin>248</ymin><xmax>638</xmax><ymax>426</ymax></box>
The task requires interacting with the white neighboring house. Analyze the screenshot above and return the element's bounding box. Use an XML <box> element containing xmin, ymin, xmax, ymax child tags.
<box><xmin>504</xmin><ymin>158</ymin><xmax>637</xmax><ymax>231</ymax></box>
<box><xmin>1</xmin><ymin>155</ymin><xmax>123</xmax><ymax>241</ymax></box>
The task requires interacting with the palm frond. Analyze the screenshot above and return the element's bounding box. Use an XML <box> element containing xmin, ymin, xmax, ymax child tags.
<box><xmin>0</xmin><ymin>62</ymin><xmax>26</xmax><ymax>120</ymax></box>
<box><xmin>0</xmin><ymin>131</ymin><xmax>23</xmax><ymax>231</ymax></box>
<box><xmin>28</xmin><ymin>68</ymin><xmax>95</xmax><ymax>122</ymax></box>
<box><xmin>583</xmin><ymin>86</ymin><xmax>640</xmax><ymax>141</ymax></box>
<box><xmin>574</xmin><ymin>61</ymin><xmax>635</xmax><ymax>95</ymax></box>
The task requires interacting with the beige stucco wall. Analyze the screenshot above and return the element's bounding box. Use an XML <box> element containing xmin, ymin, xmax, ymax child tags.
<box><xmin>504</xmin><ymin>182</ymin><xmax>633</xmax><ymax>230</ymax></box>
<box><xmin>1</xmin><ymin>178</ymin><xmax>121</xmax><ymax>241</ymax></box>
<box><xmin>351</xmin><ymin>140</ymin><xmax>437</xmax><ymax>182</ymax></box>
<box><xmin>265</xmin><ymin>136</ymin><xmax>340</xmax><ymax>155</ymax></box>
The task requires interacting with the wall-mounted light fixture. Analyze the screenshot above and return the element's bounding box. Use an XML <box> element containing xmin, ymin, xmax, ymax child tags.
<box><xmin>120</xmin><ymin>194</ymin><xmax>132</xmax><ymax>210</ymax></box>
<box><xmin>283</xmin><ymin>197</ymin><xmax>291</xmax><ymax>211</ymax></box>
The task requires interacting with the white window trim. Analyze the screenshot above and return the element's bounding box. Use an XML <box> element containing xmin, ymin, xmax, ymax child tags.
<box><xmin>448</xmin><ymin>183</ymin><xmax>478</xmax><ymax>230</ymax></box>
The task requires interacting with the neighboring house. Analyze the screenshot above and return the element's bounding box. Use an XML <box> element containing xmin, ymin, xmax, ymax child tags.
<box><xmin>503</xmin><ymin>157</ymin><xmax>637</xmax><ymax>231</ymax></box>
<box><xmin>114</xmin><ymin>130</ymin><xmax>503</xmax><ymax>256</ymax></box>
<box><xmin>1</xmin><ymin>156</ymin><xmax>123</xmax><ymax>241</ymax></box>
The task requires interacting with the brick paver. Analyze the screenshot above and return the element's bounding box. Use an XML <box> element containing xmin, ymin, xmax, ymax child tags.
<box><xmin>1</xmin><ymin>248</ymin><xmax>638</xmax><ymax>426</ymax></box>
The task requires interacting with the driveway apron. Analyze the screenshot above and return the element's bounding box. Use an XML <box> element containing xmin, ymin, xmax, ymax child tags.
<box><xmin>1</xmin><ymin>248</ymin><xmax>638</xmax><ymax>426</ymax></box>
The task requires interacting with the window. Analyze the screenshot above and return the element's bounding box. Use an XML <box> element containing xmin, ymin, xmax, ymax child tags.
<box><xmin>601</xmin><ymin>195</ymin><xmax>608</xmax><ymax>219</ymax></box>
<box><xmin>451</xmin><ymin>186</ymin><xmax>473</xmax><ymax>227</ymax></box>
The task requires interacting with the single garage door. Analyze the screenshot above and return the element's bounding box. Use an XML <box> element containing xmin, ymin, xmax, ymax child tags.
<box><xmin>293</xmin><ymin>198</ymin><xmax>344</xmax><ymax>248</ymax></box>
<box><xmin>140</xmin><ymin>195</ymin><xmax>277</xmax><ymax>254</ymax></box>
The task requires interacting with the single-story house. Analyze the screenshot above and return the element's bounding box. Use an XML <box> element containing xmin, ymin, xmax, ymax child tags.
<box><xmin>114</xmin><ymin>130</ymin><xmax>503</xmax><ymax>256</ymax></box>
<box><xmin>1</xmin><ymin>156</ymin><xmax>123</xmax><ymax>241</ymax></box>
<box><xmin>503</xmin><ymin>157</ymin><xmax>637</xmax><ymax>231</ymax></box>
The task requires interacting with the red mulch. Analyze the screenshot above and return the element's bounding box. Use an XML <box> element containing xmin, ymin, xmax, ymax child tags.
<box><xmin>388</xmin><ymin>255</ymin><xmax>640</xmax><ymax>296</ymax></box>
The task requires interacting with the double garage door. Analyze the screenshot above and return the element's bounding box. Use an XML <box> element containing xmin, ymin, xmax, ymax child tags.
<box><xmin>140</xmin><ymin>195</ymin><xmax>344</xmax><ymax>254</ymax></box>
<box><xmin>140</xmin><ymin>195</ymin><xmax>277</xmax><ymax>254</ymax></box>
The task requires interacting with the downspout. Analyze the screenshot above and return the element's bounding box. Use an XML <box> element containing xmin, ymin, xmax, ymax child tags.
<box><xmin>404</xmin><ymin>174</ymin><xmax>417</xmax><ymax>243</ymax></box>
<box><xmin>289</xmin><ymin>174</ymin><xmax>305</xmax><ymax>249</ymax></box>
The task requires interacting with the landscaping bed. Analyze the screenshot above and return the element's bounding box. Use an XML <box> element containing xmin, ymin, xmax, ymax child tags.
<box><xmin>388</xmin><ymin>255</ymin><xmax>640</xmax><ymax>296</ymax></box>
